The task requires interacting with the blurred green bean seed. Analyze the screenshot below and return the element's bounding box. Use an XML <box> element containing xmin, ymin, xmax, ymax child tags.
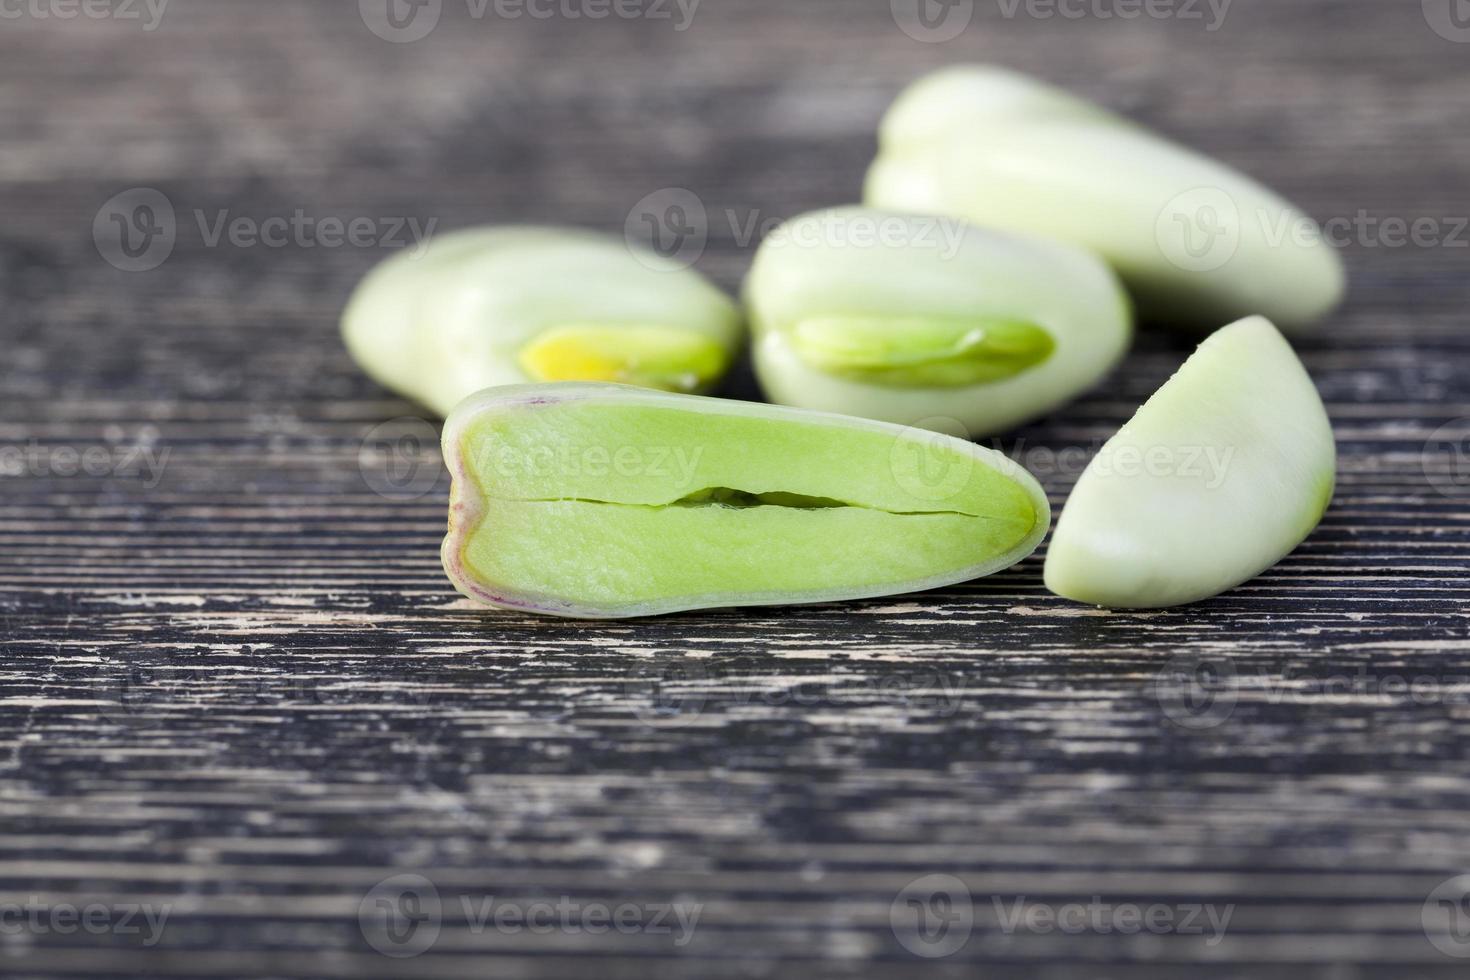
<box><xmin>342</xmin><ymin>226</ymin><xmax>743</xmax><ymax>415</ymax></box>
<box><xmin>865</xmin><ymin>66</ymin><xmax>1346</xmax><ymax>332</ymax></box>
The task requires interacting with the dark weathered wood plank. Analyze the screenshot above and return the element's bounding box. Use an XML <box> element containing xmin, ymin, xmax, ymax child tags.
<box><xmin>1</xmin><ymin>0</ymin><xmax>1469</xmax><ymax>976</ymax></box>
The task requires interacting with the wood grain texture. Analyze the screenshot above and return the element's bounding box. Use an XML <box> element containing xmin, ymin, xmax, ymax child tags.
<box><xmin>2</xmin><ymin>0</ymin><xmax>1469</xmax><ymax>976</ymax></box>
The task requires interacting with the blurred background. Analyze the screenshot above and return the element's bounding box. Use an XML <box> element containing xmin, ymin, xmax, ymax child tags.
<box><xmin>5</xmin><ymin>0</ymin><xmax>1464</xmax><ymax>407</ymax></box>
<box><xmin>3</xmin><ymin>0</ymin><xmax>1470</xmax><ymax>977</ymax></box>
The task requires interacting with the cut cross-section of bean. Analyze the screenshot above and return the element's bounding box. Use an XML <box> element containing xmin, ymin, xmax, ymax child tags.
<box><xmin>442</xmin><ymin>383</ymin><xmax>1051</xmax><ymax>618</ymax></box>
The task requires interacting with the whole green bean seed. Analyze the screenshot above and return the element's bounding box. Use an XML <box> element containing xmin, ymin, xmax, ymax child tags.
<box><xmin>1044</xmin><ymin>316</ymin><xmax>1336</xmax><ymax>608</ymax></box>
<box><xmin>743</xmin><ymin>206</ymin><xmax>1132</xmax><ymax>435</ymax></box>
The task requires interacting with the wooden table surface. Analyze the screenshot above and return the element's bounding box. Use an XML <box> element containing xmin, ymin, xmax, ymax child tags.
<box><xmin>3</xmin><ymin>0</ymin><xmax>1469</xmax><ymax>976</ymax></box>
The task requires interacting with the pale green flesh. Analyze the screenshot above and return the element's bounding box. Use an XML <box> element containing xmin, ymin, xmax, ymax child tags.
<box><xmin>1043</xmin><ymin>317</ymin><xmax>1336</xmax><ymax>608</ymax></box>
<box><xmin>787</xmin><ymin>315</ymin><xmax>1055</xmax><ymax>387</ymax></box>
<box><xmin>470</xmin><ymin>502</ymin><xmax>1030</xmax><ymax>614</ymax></box>
<box><xmin>444</xmin><ymin>385</ymin><xmax>1049</xmax><ymax>618</ymax></box>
